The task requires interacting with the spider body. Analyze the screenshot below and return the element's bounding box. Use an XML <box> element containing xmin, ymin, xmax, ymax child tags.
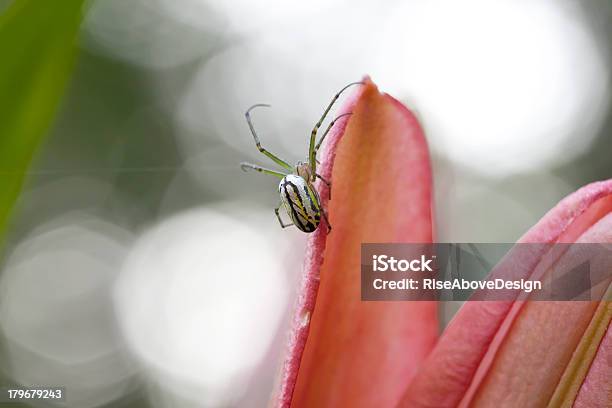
<box><xmin>278</xmin><ymin>174</ymin><xmax>321</xmax><ymax>233</ymax></box>
<box><xmin>240</xmin><ymin>82</ymin><xmax>362</xmax><ymax>233</ymax></box>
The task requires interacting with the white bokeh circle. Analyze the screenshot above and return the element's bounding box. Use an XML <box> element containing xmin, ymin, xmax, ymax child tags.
<box><xmin>114</xmin><ymin>207</ymin><xmax>289</xmax><ymax>406</ymax></box>
<box><xmin>0</xmin><ymin>214</ymin><xmax>135</xmax><ymax>408</ymax></box>
<box><xmin>375</xmin><ymin>0</ymin><xmax>610</xmax><ymax>175</ymax></box>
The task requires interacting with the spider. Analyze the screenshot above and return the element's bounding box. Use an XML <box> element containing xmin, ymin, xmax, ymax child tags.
<box><xmin>240</xmin><ymin>81</ymin><xmax>362</xmax><ymax>233</ymax></box>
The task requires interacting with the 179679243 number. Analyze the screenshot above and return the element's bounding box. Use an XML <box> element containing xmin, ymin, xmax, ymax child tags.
<box><xmin>2</xmin><ymin>386</ymin><xmax>65</xmax><ymax>402</ymax></box>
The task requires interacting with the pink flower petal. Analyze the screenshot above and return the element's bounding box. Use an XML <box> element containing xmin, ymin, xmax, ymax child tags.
<box><xmin>400</xmin><ymin>180</ymin><xmax>612</xmax><ymax>407</ymax></box>
<box><xmin>274</xmin><ymin>78</ymin><xmax>438</xmax><ymax>407</ymax></box>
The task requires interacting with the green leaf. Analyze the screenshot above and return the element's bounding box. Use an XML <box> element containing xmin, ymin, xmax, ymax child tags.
<box><xmin>0</xmin><ymin>0</ymin><xmax>85</xmax><ymax>242</ymax></box>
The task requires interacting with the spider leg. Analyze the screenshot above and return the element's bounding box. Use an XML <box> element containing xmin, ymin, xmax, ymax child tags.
<box><xmin>321</xmin><ymin>208</ymin><xmax>332</xmax><ymax>233</ymax></box>
<box><xmin>240</xmin><ymin>162</ymin><xmax>287</xmax><ymax>178</ymax></box>
<box><xmin>275</xmin><ymin>205</ymin><xmax>294</xmax><ymax>228</ymax></box>
<box><xmin>314</xmin><ymin>112</ymin><xmax>353</xmax><ymax>155</ymax></box>
<box><xmin>245</xmin><ymin>104</ymin><xmax>293</xmax><ymax>171</ymax></box>
<box><xmin>309</xmin><ymin>82</ymin><xmax>363</xmax><ymax>178</ymax></box>
<box><xmin>316</xmin><ymin>173</ymin><xmax>332</xmax><ymax>200</ymax></box>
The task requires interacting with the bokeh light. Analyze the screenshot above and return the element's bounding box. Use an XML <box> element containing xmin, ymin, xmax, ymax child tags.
<box><xmin>376</xmin><ymin>0</ymin><xmax>610</xmax><ymax>176</ymax></box>
<box><xmin>0</xmin><ymin>214</ymin><xmax>135</xmax><ymax>407</ymax></box>
<box><xmin>113</xmin><ymin>207</ymin><xmax>290</xmax><ymax>407</ymax></box>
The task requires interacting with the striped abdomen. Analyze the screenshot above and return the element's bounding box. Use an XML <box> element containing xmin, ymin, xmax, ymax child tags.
<box><xmin>278</xmin><ymin>174</ymin><xmax>321</xmax><ymax>233</ymax></box>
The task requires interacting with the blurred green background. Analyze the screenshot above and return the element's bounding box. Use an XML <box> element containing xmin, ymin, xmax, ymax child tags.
<box><xmin>0</xmin><ymin>0</ymin><xmax>610</xmax><ymax>407</ymax></box>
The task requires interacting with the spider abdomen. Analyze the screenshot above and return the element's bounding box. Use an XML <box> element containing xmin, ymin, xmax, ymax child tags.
<box><xmin>279</xmin><ymin>174</ymin><xmax>321</xmax><ymax>233</ymax></box>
